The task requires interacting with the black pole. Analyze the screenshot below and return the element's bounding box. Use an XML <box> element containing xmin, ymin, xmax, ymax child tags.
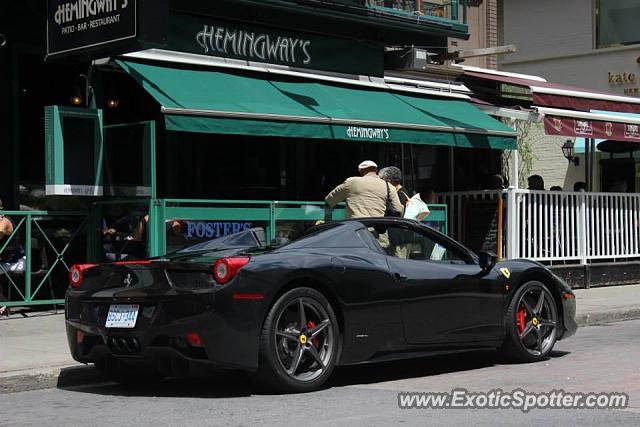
<box><xmin>584</xmin><ymin>138</ymin><xmax>591</xmax><ymax>191</ymax></box>
<box><xmin>590</xmin><ymin>137</ymin><xmax>596</xmax><ymax>191</ymax></box>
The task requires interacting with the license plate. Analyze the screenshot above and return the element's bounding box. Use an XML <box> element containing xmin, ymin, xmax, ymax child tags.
<box><xmin>105</xmin><ymin>304</ymin><xmax>139</xmax><ymax>328</ymax></box>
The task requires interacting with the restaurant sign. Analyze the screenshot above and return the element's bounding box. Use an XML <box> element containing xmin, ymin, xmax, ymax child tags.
<box><xmin>544</xmin><ymin>115</ymin><xmax>640</xmax><ymax>143</ymax></box>
<box><xmin>168</xmin><ymin>13</ymin><xmax>383</xmax><ymax>76</ymax></box>
<box><xmin>47</xmin><ymin>0</ymin><xmax>137</xmax><ymax>59</ymax></box>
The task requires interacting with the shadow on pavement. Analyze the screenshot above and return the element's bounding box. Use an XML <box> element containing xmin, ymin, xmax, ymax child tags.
<box><xmin>57</xmin><ymin>349</ymin><xmax>571</xmax><ymax>398</ymax></box>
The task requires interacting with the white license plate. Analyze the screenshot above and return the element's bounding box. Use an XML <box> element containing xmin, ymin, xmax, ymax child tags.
<box><xmin>105</xmin><ymin>304</ymin><xmax>139</xmax><ymax>328</ymax></box>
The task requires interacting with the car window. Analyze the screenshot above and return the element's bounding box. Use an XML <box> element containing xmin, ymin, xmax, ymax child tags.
<box><xmin>371</xmin><ymin>225</ymin><xmax>463</xmax><ymax>262</ymax></box>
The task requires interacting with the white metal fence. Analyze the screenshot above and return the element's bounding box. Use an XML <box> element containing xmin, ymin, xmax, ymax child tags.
<box><xmin>439</xmin><ymin>189</ymin><xmax>640</xmax><ymax>264</ymax></box>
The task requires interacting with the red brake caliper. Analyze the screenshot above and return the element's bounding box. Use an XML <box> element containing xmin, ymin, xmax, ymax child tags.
<box><xmin>307</xmin><ymin>320</ymin><xmax>319</xmax><ymax>347</ymax></box>
<box><xmin>516</xmin><ymin>304</ymin><xmax>527</xmax><ymax>333</ymax></box>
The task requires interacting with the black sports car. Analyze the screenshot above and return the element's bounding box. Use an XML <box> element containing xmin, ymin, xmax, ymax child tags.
<box><xmin>65</xmin><ymin>218</ymin><xmax>577</xmax><ymax>392</ymax></box>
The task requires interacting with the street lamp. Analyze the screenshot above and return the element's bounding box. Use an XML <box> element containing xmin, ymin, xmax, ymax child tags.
<box><xmin>562</xmin><ymin>140</ymin><xmax>579</xmax><ymax>166</ymax></box>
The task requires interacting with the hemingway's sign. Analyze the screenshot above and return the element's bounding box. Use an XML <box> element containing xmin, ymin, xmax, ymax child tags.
<box><xmin>346</xmin><ymin>126</ymin><xmax>390</xmax><ymax>140</ymax></box>
<box><xmin>196</xmin><ymin>25</ymin><xmax>312</xmax><ymax>66</ymax></box>
<box><xmin>47</xmin><ymin>0</ymin><xmax>137</xmax><ymax>58</ymax></box>
<box><xmin>168</xmin><ymin>13</ymin><xmax>384</xmax><ymax>76</ymax></box>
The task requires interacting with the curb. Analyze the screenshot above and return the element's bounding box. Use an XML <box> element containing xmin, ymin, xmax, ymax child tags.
<box><xmin>576</xmin><ymin>308</ymin><xmax>640</xmax><ymax>327</ymax></box>
<box><xmin>0</xmin><ymin>365</ymin><xmax>105</xmax><ymax>395</ymax></box>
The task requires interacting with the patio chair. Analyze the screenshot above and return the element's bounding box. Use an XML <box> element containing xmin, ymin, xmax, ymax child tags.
<box><xmin>6</xmin><ymin>237</ymin><xmax>58</xmax><ymax>315</ymax></box>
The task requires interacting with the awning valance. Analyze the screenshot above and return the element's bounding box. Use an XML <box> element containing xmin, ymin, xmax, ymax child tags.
<box><xmin>538</xmin><ymin>107</ymin><xmax>640</xmax><ymax>143</ymax></box>
<box><xmin>461</xmin><ymin>67</ymin><xmax>640</xmax><ymax>114</ymax></box>
<box><xmin>116</xmin><ymin>59</ymin><xmax>517</xmax><ymax>150</ymax></box>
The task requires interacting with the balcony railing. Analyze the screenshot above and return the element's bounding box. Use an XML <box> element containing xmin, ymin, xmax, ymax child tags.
<box><xmin>367</xmin><ymin>1</ymin><xmax>461</xmax><ymax>22</ymax></box>
<box><xmin>281</xmin><ymin>0</ymin><xmax>468</xmax><ymax>27</ymax></box>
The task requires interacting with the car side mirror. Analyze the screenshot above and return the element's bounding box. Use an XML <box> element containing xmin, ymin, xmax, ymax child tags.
<box><xmin>478</xmin><ymin>251</ymin><xmax>497</xmax><ymax>270</ymax></box>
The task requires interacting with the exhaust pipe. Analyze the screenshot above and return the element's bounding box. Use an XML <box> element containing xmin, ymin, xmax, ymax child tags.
<box><xmin>108</xmin><ymin>336</ymin><xmax>141</xmax><ymax>354</ymax></box>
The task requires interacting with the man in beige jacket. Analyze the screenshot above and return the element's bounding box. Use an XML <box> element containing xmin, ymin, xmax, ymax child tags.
<box><xmin>325</xmin><ymin>160</ymin><xmax>403</xmax><ymax>218</ymax></box>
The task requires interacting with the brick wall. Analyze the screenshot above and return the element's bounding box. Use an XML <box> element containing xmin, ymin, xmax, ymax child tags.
<box><xmin>518</xmin><ymin>122</ymin><xmax>583</xmax><ymax>190</ymax></box>
<box><xmin>485</xmin><ymin>0</ymin><xmax>498</xmax><ymax>69</ymax></box>
<box><xmin>449</xmin><ymin>0</ymin><xmax>501</xmax><ymax>69</ymax></box>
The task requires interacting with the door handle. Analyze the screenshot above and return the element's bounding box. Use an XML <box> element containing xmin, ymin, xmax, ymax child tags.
<box><xmin>394</xmin><ymin>272</ymin><xmax>408</xmax><ymax>281</ymax></box>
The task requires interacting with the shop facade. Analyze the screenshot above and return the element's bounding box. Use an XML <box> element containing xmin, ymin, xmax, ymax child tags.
<box><xmin>499</xmin><ymin>0</ymin><xmax>640</xmax><ymax>192</ymax></box>
<box><xmin>2</xmin><ymin>1</ymin><xmax>520</xmax><ymax>308</ymax></box>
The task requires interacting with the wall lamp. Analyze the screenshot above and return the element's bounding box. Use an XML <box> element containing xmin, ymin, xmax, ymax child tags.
<box><xmin>562</xmin><ymin>140</ymin><xmax>580</xmax><ymax>166</ymax></box>
<box><xmin>0</xmin><ymin>34</ymin><xmax>7</xmax><ymax>47</ymax></box>
<box><xmin>70</xmin><ymin>74</ymin><xmax>93</xmax><ymax>107</ymax></box>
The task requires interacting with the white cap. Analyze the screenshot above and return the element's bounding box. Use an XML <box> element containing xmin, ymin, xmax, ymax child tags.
<box><xmin>358</xmin><ymin>160</ymin><xmax>378</xmax><ymax>171</ymax></box>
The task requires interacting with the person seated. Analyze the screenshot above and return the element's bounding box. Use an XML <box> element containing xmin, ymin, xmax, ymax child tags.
<box><xmin>1</xmin><ymin>199</ymin><xmax>26</xmax><ymax>315</ymax></box>
<box><xmin>102</xmin><ymin>209</ymin><xmax>149</xmax><ymax>260</ymax></box>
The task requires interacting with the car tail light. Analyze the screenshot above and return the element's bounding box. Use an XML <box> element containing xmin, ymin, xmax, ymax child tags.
<box><xmin>185</xmin><ymin>331</ymin><xmax>203</xmax><ymax>347</ymax></box>
<box><xmin>69</xmin><ymin>264</ymin><xmax>97</xmax><ymax>288</ymax></box>
<box><xmin>213</xmin><ymin>257</ymin><xmax>250</xmax><ymax>284</ymax></box>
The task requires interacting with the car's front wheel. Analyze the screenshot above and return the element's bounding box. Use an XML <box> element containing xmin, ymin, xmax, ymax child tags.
<box><xmin>254</xmin><ymin>287</ymin><xmax>340</xmax><ymax>393</ymax></box>
<box><xmin>501</xmin><ymin>280</ymin><xmax>559</xmax><ymax>362</ymax></box>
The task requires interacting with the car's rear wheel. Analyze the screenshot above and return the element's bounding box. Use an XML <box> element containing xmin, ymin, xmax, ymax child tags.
<box><xmin>501</xmin><ymin>280</ymin><xmax>559</xmax><ymax>362</ymax></box>
<box><xmin>254</xmin><ymin>287</ymin><xmax>340</xmax><ymax>393</ymax></box>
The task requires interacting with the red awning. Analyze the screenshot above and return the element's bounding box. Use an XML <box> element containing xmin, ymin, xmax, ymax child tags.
<box><xmin>538</xmin><ymin>107</ymin><xmax>640</xmax><ymax>143</ymax></box>
<box><xmin>463</xmin><ymin>69</ymin><xmax>640</xmax><ymax>114</ymax></box>
<box><xmin>544</xmin><ymin>116</ymin><xmax>640</xmax><ymax>142</ymax></box>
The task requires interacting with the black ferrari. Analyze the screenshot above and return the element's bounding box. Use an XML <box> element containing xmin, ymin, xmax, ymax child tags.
<box><xmin>65</xmin><ymin>218</ymin><xmax>577</xmax><ymax>392</ymax></box>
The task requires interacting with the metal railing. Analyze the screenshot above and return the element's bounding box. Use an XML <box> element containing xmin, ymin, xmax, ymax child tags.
<box><xmin>0</xmin><ymin>200</ymin><xmax>448</xmax><ymax>308</ymax></box>
<box><xmin>367</xmin><ymin>0</ymin><xmax>461</xmax><ymax>22</ymax></box>
<box><xmin>0</xmin><ymin>211</ymin><xmax>88</xmax><ymax>308</ymax></box>
<box><xmin>508</xmin><ymin>190</ymin><xmax>640</xmax><ymax>263</ymax></box>
<box><xmin>440</xmin><ymin>189</ymin><xmax>640</xmax><ymax>264</ymax></box>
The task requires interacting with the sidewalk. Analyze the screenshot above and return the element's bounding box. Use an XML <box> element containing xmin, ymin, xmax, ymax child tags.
<box><xmin>1</xmin><ymin>285</ymin><xmax>639</xmax><ymax>393</ymax></box>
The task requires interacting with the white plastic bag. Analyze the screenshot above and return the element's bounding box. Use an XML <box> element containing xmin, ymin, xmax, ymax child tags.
<box><xmin>403</xmin><ymin>194</ymin><xmax>430</xmax><ymax>221</ymax></box>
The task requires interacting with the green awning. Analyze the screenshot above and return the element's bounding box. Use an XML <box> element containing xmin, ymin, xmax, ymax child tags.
<box><xmin>116</xmin><ymin>59</ymin><xmax>517</xmax><ymax>150</ymax></box>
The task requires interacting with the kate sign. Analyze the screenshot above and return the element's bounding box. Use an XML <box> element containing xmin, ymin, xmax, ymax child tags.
<box><xmin>46</xmin><ymin>0</ymin><xmax>137</xmax><ymax>59</ymax></box>
<box><xmin>545</xmin><ymin>115</ymin><xmax>640</xmax><ymax>143</ymax></box>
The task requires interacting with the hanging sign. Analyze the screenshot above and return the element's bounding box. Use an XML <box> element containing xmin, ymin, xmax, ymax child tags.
<box><xmin>47</xmin><ymin>0</ymin><xmax>138</xmax><ymax>58</ymax></box>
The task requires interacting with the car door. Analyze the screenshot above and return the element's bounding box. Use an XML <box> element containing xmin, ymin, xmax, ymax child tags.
<box><xmin>376</xmin><ymin>224</ymin><xmax>504</xmax><ymax>345</ymax></box>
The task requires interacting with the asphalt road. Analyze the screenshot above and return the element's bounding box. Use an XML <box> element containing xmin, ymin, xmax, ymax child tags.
<box><xmin>1</xmin><ymin>320</ymin><xmax>639</xmax><ymax>426</ymax></box>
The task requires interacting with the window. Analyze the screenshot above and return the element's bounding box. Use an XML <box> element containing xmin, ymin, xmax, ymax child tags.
<box><xmin>596</xmin><ymin>0</ymin><xmax>640</xmax><ymax>48</ymax></box>
<box><xmin>371</xmin><ymin>225</ymin><xmax>464</xmax><ymax>262</ymax></box>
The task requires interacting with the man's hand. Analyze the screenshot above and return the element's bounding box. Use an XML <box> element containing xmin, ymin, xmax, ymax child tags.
<box><xmin>103</xmin><ymin>228</ymin><xmax>117</xmax><ymax>236</ymax></box>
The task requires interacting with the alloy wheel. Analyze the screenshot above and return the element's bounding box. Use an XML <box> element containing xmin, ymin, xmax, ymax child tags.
<box><xmin>273</xmin><ymin>297</ymin><xmax>335</xmax><ymax>382</ymax></box>
<box><xmin>514</xmin><ymin>285</ymin><xmax>558</xmax><ymax>356</ymax></box>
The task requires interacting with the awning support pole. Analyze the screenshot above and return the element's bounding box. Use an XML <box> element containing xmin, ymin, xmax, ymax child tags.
<box><xmin>511</xmin><ymin>119</ymin><xmax>519</xmax><ymax>189</ymax></box>
<box><xmin>506</xmin><ymin>187</ymin><xmax>517</xmax><ymax>259</ymax></box>
<box><xmin>512</xmin><ymin>148</ymin><xmax>519</xmax><ymax>189</ymax></box>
